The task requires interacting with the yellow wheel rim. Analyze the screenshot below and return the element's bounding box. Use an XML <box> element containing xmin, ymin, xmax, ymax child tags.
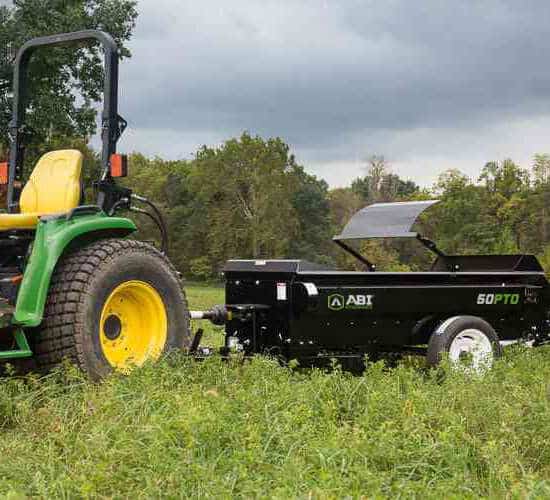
<box><xmin>100</xmin><ymin>280</ymin><xmax>168</xmax><ymax>370</ymax></box>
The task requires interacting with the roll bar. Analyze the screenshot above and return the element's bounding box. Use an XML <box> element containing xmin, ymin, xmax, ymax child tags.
<box><xmin>7</xmin><ymin>30</ymin><xmax>125</xmax><ymax>212</ymax></box>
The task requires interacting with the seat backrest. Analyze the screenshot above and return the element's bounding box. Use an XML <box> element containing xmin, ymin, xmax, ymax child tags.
<box><xmin>20</xmin><ymin>150</ymin><xmax>83</xmax><ymax>215</ymax></box>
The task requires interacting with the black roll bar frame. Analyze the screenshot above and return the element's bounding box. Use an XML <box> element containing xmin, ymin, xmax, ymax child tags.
<box><xmin>7</xmin><ymin>30</ymin><xmax>125</xmax><ymax>212</ymax></box>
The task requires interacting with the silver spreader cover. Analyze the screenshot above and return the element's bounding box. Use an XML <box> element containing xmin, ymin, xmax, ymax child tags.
<box><xmin>334</xmin><ymin>200</ymin><xmax>439</xmax><ymax>240</ymax></box>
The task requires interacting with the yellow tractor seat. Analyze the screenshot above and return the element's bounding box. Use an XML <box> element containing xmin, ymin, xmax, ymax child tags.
<box><xmin>0</xmin><ymin>150</ymin><xmax>83</xmax><ymax>231</ymax></box>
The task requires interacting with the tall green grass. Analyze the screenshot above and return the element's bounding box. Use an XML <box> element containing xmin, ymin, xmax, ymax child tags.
<box><xmin>0</xmin><ymin>286</ymin><xmax>549</xmax><ymax>498</ymax></box>
<box><xmin>186</xmin><ymin>282</ymin><xmax>225</xmax><ymax>347</ymax></box>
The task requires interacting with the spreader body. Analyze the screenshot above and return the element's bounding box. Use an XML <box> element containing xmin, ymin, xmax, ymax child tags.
<box><xmin>222</xmin><ymin>256</ymin><xmax>549</xmax><ymax>359</ymax></box>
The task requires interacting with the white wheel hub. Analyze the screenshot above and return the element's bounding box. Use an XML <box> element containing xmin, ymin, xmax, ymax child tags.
<box><xmin>448</xmin><ymin>328</ymin><xmax>494</xmax><ymax>372</ymax></box>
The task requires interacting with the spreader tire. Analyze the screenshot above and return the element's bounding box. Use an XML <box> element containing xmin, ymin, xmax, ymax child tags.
<box><xmin>427</xmin><ymin>315</ymin><xmax>501</xmax><ymax>371</ymax></box>
<box><xmin>33</xmin><ymin>238</ymin><xmax>190</xmax><ymax>379</ymax></box>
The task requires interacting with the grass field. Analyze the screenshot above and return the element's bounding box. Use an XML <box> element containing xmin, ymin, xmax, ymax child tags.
<box><xmin>187</xmin><ymin>283</ymin><xmax>226</xmax><ymax>347</ymax></box>
<box><xmin>1</xmin><ymin>285</ymin><xmax>550</xmax><ymax>498</ymax></box>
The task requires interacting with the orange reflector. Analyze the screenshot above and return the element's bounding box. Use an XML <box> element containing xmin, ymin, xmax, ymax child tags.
<box><xmin>0</xmin><ymin>162</ymin><xmax>8</xmax><ymax>185</ymax></box>
<box><xmin>110</xmin><ymin>154</ymin><xmax>128</xmax><ymax>178</ymax></box>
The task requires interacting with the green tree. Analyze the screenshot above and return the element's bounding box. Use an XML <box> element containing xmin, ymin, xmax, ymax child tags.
<box><xmin>479</xmin><ymin>159</ymin><xmax>528</xmax><ymax>199</ymax></box>
<box><xmin>0</xmin><ymin>0</ymin><xmax>137</xmax><ymax>160</ymax></box>
<box><xmin>328</xmin><ymin>187</ymin><xmax>361</xmax><ymax>231</ymax></box>
<box><xmin>288</xmin><ymin>166</ymin><xmax>333</xmax><ymax>265</ymax></box>
<box><xmin>124</xmin><ymin>154</ymin><xmax>197</xmax><ymax>274</ymax></box>
<box><xmin>359</xmin><ymin>240</ymin><xmax>411</xmax><ymax>271</ymax></box>
<box><xmin>478</xmin><ymin>159</ymin><xmax>529</xmax><ymax>250</ymax></box>
<box><xmin>352</xmin><ymin>155</ymin><xmax>419</xmax><ymax>203</ymax></box>
<box><xmin>120</xmin><ymin>139</ymin><xmax>337</xmax><ymax>280</ymax></box>
<box><xmin>382</xmin><ymin>173</ymin><xmax>419</xmax><ymax>200</ymax></box>
<box><xmin>351</xmin><ymin>155</ymin><xmax>387</xmax><ymax>203</ymax></box>
<box><xmin>327</xmin><ymin>187</ymin><xmax>361</xmax><ymax>268</ymax></box>
<box><xmin>530</xmin><ymin>154</ymin><xmax>550</xmax><ymax>253</ymax></box>
<box><xmin>430</xmin><ymin>169</ymin><xmax>493</xmax><ymax>254</ymax></box>
<box><xmin>429</xmin><ymin>164</ymin><xmax>527</xmax><ymax>256</ymax></box>
<box><xmin>533</xmin><ymin>154</ymin><xmax>550</xmax><ymax>186</ymax></box>
<box><xmin>188</xmin><ymin>133</ymin><xmax>300</xmax><ymax>272</ymax></box>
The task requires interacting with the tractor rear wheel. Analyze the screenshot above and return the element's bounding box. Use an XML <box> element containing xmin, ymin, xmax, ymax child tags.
<box><xmin>33</xmin><ymin>238</ymin><xmax>190</xmax><ymax>379</ymax></box>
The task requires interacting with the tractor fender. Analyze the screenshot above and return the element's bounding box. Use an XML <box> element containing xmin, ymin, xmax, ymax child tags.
<box><xmin>14</xmin><ymin>213</ymin><xmax>137</xmax><ymax>327</ymax></box>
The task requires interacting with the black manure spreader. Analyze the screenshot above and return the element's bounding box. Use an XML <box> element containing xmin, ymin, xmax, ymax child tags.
<box><xmin>192</xmin><ymin>200</ymin><xmax>550</xmax><ymax>371</ymax></box>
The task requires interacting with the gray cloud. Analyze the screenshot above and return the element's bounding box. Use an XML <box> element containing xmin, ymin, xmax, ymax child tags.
<box><xmin>116</xmin><ymin>0</ymin><xmax>550</xmax><ymax>187</ymax></box>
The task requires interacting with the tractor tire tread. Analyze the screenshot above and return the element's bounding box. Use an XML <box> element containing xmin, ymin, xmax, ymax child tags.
<box><xmin>33</xmin><ymin>238</ymin><xmax>189</xmax><ymax>373</ymax></box>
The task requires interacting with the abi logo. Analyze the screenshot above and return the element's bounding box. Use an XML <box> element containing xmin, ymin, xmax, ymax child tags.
<box><xmin>328</xmin><ymin>293</ymin><xmax>374</xmax><ymax>311</ymax></box>
<box><xmin>328</xmin><ymin>293</ymin><xmax>345</xmax><ymax>311</ymax></box>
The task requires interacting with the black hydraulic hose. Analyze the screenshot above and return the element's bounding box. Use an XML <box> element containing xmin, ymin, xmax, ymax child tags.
<box><xmin>130</xmin><ymin>194</ymin><xmax>169</xmax><ymax>254</ymax></box>
<box><xmin>130</xmin><ymin>207</ymin><xmax>168</xmax><ymax>255</ymax></box>
<box><xmin>140</xmin><ymin>198</ymin><xmax>169</xmax><ymax>254</ymax></box>
<box><xmin>109</xmin><ymin>193</ymin><xmax>169</xmax><ymax>254</ymax></box>
<box><xmin>108</xmin><ymin>197</ymin><xmax>130</xmax><ymax>216</ymax></box>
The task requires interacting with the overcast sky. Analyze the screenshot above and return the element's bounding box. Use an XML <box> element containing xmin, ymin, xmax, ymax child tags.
<box><xmin>116</xmin><ymin>0</ymin><xmax>550</xmax><ymax>188</ymax></box>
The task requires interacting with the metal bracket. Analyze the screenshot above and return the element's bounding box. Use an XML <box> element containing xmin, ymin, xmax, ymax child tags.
<box><xmin>190</xmin><ymin>328</ymin><xmax>204</xmax><ymax>354</ymax></box>
<box><xmin>116</xmin><ymin>114</ymin><xmax>127</xmax><ymax>141</ymax></box>
<box><xmin>416</xmin><ymin>234</ymin><xmax>446</xmax><ymax>257</ymax></box>
<box><xmin>0</xmin><ymin>329</ymin><xmax>32</xmax><ymax>360</ymax></box>
<box><xmin>334</xmin><ymin>239</ymin><xmax>375</xmax><ymax>271</ymax></box>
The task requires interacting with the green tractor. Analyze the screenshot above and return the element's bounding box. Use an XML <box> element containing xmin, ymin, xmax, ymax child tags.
<box><xmin>0</xmin><ymin>30</ymin><xmax>191</xmax><ymax>378</ymax></box>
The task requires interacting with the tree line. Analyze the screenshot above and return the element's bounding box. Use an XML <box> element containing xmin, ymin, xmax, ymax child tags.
<box><xmin>121</xmin><ymin>134</ymin><xmax>550</xmax><ymax>279</ymax></box>
<box><xmin>3</xmin><ymin>1</ymin><xmax>550</xmax><ymax>279</ymax></box>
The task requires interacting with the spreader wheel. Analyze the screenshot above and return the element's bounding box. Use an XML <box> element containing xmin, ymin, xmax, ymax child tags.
<box><xmin>33</xmin><ymin>238</ymin><xmax>190</xmax><ymax>379</ymax></box>
<box><xmin>427</xmin><ymin>315</ymin><xmax>502</xmax><ymax>372</ymax></box>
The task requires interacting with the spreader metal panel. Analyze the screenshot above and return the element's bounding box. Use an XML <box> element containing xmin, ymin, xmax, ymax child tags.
<box><xmin>334</xmin><ymin>200</ymin><xmax>439</xmax><ymax>240</ymax></box>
